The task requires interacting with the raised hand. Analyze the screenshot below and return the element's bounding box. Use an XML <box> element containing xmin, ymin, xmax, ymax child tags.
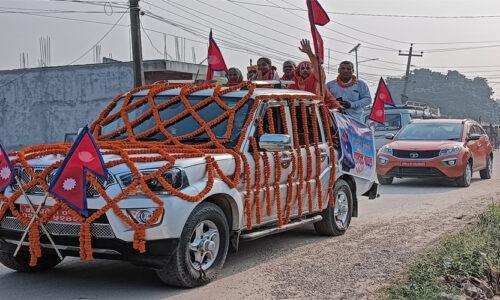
<box><xmin>298</xmin><ymin>39</ymin><xmax>314</xmax><ymax>56</ymax></box>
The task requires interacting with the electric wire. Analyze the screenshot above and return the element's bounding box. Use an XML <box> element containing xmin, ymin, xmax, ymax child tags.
<box><xmin>226</xmin><ymin>1</ymin><xmax>500</xmax><ymax>19</ymax></box>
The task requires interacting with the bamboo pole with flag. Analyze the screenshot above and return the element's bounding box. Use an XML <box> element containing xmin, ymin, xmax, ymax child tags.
<box><xmin>47</xmin><ymin>126</ymin><xmax>108</xmax><ymax>261</ymax></box>
<box><xmin>307</xmin><ymin>0</ymin><xmax>330</xmax><ymax>64</ymax></box>
<box><xmin>0</xmin><ymin>142</ymin><xmax>64</xmax><ymax>260</ymax></box>
<box><xmin>306</xmin><ymin>0</ymin><xmax>329</xmax><ymax>96</ymax></box>
<box><xmin>206</xmin><ymin>29</ymin><xmax>228</xmax><ymax>80</ymax></box>
<box><xmin>48</xmin><ymin>126</ymin><xmax>108</xmax><ymax>218</ymax></box>
<box><xmin>369</xmin><ymin>77</ymin><xmax>396</xmax><ymax>124</ymax></box>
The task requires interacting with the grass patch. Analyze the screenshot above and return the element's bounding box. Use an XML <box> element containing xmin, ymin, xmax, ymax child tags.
<box><xmin>384</xmin><ymin>204</ymin><xmax>500</xmax><ymax>299</ymax></box>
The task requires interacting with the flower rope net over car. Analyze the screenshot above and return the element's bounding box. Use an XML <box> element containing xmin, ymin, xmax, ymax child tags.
<box><xmin>0</xmin><ymin>81</ymin><xmax>336</xmax><ymax>266</ymax></box>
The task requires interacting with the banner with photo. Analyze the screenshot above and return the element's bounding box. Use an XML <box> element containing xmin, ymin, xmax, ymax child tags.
<box><xmin>333</xmin><ymin>113</ymin><xmax>376</xmax><ymax>179</ymax></box>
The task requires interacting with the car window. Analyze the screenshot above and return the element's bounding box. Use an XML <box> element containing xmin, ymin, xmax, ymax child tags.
<box><xmin>293</xmin><ymin>103</ymin><xmax>322</xmax><ymax>146</ymax></box>
<box><xmin>396</xmin><ymin>123</ymin><xmax>464</xmax><ymax>140</ymax></box>
<box><xmin>474</xmin><ymin>125</ymin><xmax>486</xmax><ymax>135</ymax></box>
<box><xmin>365</xmin><ymin>113</ymin><xmax>401</xmax><ymax>131</ymax></box>
<box><xmin>99</xmin><ymin>94</ymin><xmax>255</xmax><ymax>149</ymax></box>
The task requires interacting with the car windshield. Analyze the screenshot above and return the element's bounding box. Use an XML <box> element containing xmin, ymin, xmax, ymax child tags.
<box><xmin>396</xmin><ymin>123</ymin><xmax>463</xmax><ymax>141</ymax></box>
<box><xmin>98</xmin><ymin>94</ymin><xmax>255</xmax><ymax>149</ymax></box>
<box><xmin>365</xmin><ymin>113</ymin><xmax>401</xmax><ymax>131</ymax></box>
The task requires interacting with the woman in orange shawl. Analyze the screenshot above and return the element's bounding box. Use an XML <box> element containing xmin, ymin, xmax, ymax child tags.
<box><xmin>288</xmin><ymin>39</ymin><xmax>340</xmax><ymax>110</ymax></box>
<box><xmin>250</xmin><ymin>57</ymin><xmax>280</xmax><ymax>80</ymax></box>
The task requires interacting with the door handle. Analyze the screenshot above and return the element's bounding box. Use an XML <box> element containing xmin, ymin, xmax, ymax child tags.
<box><xmin>320</xmin><ymin>150</ymin><xmax>328</xmax><ymax>162</ymax></box>
<box><xmin>280</xmin><ymin>153</ymin><xmax>292</xmax><ymax>168</ymax></box>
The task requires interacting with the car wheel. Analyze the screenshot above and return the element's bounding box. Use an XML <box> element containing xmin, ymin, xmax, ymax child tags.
<box><xmin>0</xmin><ymin>251</ymin><xmax>62</xmax><ymax>272</ymax></box>
<box><xmin>314</xmin><ymin>179</ymin><xmax>353</xmax><ymax>236</ymax></box>
<box><xmin>377</xmin><ymin>174</ymin><xmax>393</xmax><ymax>185</ymax></box>
<box><xmin>156</xmin><ymin>202</ymin><xmax>229</xmax><ymax>287</ymax></box>
<box><xmin>456</xmin><ymin>160</ymin><xmax>472</xmax><ymax>187</ymax></box>
<box><xmin>479</xmin><ymin>155</ymin><xmax>493</xmax><ymax>179</ymax></box>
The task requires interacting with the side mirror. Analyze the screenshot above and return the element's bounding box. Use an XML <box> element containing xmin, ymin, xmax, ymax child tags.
<box><xmin>258</xmin><ymin>134</ymin><xmax>292</xmax><ymax>152</ymax></box>
<box><xmin>384</xmin><ymin>133</ymin><xmax>395</xmax><ymax>140</ymax></box>
<box><xmin>467</xmin><ymin>133</ymin><xmax>481</xmax><ymax>141</ymax></box>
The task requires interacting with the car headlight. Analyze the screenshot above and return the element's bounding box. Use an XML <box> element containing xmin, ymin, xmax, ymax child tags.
<box><xmin>378</xmin><ymin>145</ymin><xmax>393</xmax><ymax>155</ymax></box>
<box><xmin>125</xmin><ymin>208</ymin><xmax>162</xmax><ymax>225</ymax></box>
<box><xmin>439</xmin><ymin>146</ymin><xmax>461</xmax><ymax>156</ymax></box>
<box><xmin>118</xmin><ymin>167</ymin><xmax>189</xmax><ymax>194</ymax></box>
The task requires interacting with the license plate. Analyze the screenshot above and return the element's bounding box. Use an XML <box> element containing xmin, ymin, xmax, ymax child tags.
<box><xmin>401</xmin><ymin>161</ymin><xmax>426</xmax><ymax>167</ymax></box>
<box><xmin>20</xmin><ymin>205</ymin><xmax>79</xmax><ymax>223</ymax></box>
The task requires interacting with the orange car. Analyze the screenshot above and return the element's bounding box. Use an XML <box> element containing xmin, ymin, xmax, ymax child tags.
<box><xmin>376</xmin><ymin>119</ymin><xmax>493</xmax><ymax>187</ymax></box>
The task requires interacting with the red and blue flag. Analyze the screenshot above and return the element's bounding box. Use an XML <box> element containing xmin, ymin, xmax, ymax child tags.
<box><xmin>369</xmin><ymin>77</ymin><xmax>396</xmax><ymax>124</ymax></box>
<box><xmin>307</xmin><ymin>0</ymin><xmax>330</xmax><ymax>63</ymax></box>
<box><xmin>48</xmin><ymin>126</ymin><xmax>107</xmax><ymax>217</ymax></box>
<box><xmin>0</xmin><ymin>143</ymin><xmax>14</xmax><ymax>193</ymax></box>
<box><xmin>207</xmin><ymin>29</ymin><xmax>228</xmax><ymax>80</ymax></box>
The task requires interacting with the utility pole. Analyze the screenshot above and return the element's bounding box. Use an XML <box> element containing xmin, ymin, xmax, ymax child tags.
<box><xmin>348</xmin><ymin>43</ymin><xmax>361</xmax><ymax>78</ymax></box>
<box><xmin>399</xmin><ymin>43</ymin><xmax>423</xmax><ymax>104</ymax></box>
<box><xmin>129</xmin><ymin>0</ymin><xmax>144</xmax><ymax>87</ymax></box>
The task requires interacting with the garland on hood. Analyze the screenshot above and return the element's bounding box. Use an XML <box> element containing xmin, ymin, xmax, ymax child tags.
<box><xmin>0</xmin><ymin>81</ymin><xmax>336</xmax><ymax>266</ymax></box>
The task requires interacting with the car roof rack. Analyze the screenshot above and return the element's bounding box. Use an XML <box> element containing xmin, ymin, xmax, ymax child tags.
<box><xmin>152</xmin><ymin>79</ymin><xmax>296</xmax><ymax>89</ymax></box>
<box><xmin>240</xmin><ymin>80</ymin><xmax>295</xmax><ymax>90</ymax></box>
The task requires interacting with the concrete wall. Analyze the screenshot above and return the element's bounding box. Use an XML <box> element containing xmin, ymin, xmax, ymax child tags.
<box><xmin>0</xmin><ymin>63</ymin><xmax>134</xmax><ymax>151</ymax></box>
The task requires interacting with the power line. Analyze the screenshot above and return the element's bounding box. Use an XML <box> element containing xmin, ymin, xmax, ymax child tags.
<box><xmin>422</xmin><ymin>44</ymin><xmax>500</xmax><ymax>53</ymax></box>
<box><xmin>0</xmin><ymin>6</ymin><xmax>127</xmax><ymax>13</ymax></box>
<box><xmin>222</xmin><ymin>0</ymin><xmax>398</xmax><ymax>52</ymax></box>
<box><xmin>139</xmin><ymin>18</ymin><xmax>174</xmax><ymax>59</ymax></box>
<box><xmin>226</xmin><ymin>1</ymin><xmax>500</xmax><ymax>19</ymax></box>
<box><xmin>69</xmin><ymin>9</ymin><xmax>128</xmax><ymax>65</ymax></box>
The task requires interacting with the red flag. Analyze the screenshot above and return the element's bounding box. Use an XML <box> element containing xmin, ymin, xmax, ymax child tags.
<box><xmin>307</xmin><ymin>0</ymin><xmax>330</xmax><ymax>63</ymax></box>
<box><xmin>308</xmin><ymin>0</ymin><xmax>330</xmax><ymax>25</ymax></box>
<box><xmin>0</xmin><ymin>143</ymin><xmax>14</xmax><ymax>193</ymax></box>
<box><xmin>48</xmin><ymin>126</ymin><xmax>107</xmax><ymax>217</ymax></box>
<box><xmin>207</xmin><ymin>29</ymin><xmax>228</xmax><ymax>80</ymax></box>
<box><xmin>369</xmin><ymin>77</ymin><xmax>395</xmax><ymax>124</ymax></box>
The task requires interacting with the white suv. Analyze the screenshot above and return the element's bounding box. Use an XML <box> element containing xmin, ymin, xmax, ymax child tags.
<box><xmin>0</xmin><ymin>83</ymin><xmax>378</xmax><ymax>287</ymax></box>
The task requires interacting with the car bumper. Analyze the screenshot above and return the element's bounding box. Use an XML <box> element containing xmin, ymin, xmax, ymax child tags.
<box><xmin>0</xmin><ymin>228</ymin><xmax>179</xmax><ymax>269</ymax></box>
<box><xmin>376</xmin><ymin>153</ymin><xmax>468</xmax><ymax>178</ymax></box>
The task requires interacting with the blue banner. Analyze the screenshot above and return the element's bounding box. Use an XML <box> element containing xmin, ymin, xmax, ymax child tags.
<box><xmin>333</xmin><ymin>113</ymin><xmax>376</xmax><ymax>179</ymax></box>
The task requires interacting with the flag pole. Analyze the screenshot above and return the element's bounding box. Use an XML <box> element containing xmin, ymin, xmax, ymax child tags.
<box><xmin>317</xmin><ymin>54</ymin><xmax>324</xmax><ymax>97</ymax></box>
<box><xmin>13</xmin><ymin>176</ymin><xmax>63</xmax><ymax>260</ymax></box>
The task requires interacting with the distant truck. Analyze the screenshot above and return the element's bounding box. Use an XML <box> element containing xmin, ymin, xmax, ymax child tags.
<box><xmin>363</xmin><ymin>101</ymin><xmax>441</xmax><ymax>150</ymax></box>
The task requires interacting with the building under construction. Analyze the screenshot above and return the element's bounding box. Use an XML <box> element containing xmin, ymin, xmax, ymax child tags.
<box><xmin>0</xmin><ymin>59</ymin><xmax>208</xmax><ymax>151</ymax></box>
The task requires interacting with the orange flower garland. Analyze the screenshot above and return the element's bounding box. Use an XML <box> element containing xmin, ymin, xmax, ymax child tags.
<box><xmin>300</xmin><ymin>102</ymin><xmax>314</xmax><ymax>213</ymax></box>
<box><xmin>310</xmin><ymin>103</ymin><xmax>323</xmax><ymax>212</ymax></box>
<box><xmin>336</xmin><ymin>75</ymin><xmax>357</xmax><ymax>88</ymax></box>
<box><xmin>0</xmin><ymin>81</ymin><xmax>338</xmax><ymax>266</ymax></box>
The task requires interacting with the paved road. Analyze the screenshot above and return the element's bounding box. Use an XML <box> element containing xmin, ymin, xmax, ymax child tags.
<box><xmin>1</xmin><ymin>150</ymin><xmax>499</xmax><ymax>299</ymax></box>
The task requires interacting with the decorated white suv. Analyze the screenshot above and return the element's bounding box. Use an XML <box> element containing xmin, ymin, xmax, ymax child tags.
<box><xmin>0</xmin><ymin>81</ymin><xmax>378</xmax><ymax>287</ymax></box>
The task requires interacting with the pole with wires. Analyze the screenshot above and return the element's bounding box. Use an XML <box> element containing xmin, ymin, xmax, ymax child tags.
<box><xmin>130</xmin><ymin>0</ymin><xmax>144</xmax><ymax>87</ymax></box>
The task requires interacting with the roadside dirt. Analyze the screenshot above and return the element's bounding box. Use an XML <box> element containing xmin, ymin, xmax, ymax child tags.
<box><xmin>169</xmin><ymin>152</ymin><xmax>500</xmax><ymax>300</ymax></box>
<box><xmin>170</xmin><ymin>194</ymin><xmax>497</xmax><ymax>299</ymax></box>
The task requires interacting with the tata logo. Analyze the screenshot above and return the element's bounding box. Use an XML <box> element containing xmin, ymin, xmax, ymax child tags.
<box><xmin>409</xmin><ymin>152</ymin><xmax>419</xmax><ymax>159</ymax></box>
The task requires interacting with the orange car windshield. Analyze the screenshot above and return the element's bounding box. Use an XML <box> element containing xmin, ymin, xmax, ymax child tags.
<box><xmin>396</xmin><ymin>123</ymin><xmax>463</xmax><ymax>141</ymax></box>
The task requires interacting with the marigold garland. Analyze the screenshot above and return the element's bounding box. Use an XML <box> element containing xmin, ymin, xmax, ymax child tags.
<box><xmin>300</xmin><ymin>102</ymin><xmax>314</xmax><ymax>213</ymax></box>
<box><xmin>336</xmin><ymin>75</ymin><xmax>357</xmax><ymax>88</ymax></box>
<box><xmin>0</xmin><ymin>81</ymin><xmax>338</xmax><ymax>266</ymax></box>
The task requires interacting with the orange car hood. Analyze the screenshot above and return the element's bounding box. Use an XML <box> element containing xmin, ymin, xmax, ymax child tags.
<box><xmin>388</xmin><ymin>140</ymin><xmax>464</xmax><ymax>150</ymax></box>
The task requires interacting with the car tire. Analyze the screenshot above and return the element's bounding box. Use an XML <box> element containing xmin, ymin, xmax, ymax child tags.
<box><xmin>0</xmin><ymin>251</ymin><xmax>62</xmax><ymax>272</ymax></box>
<box><xmin>479</xmin><ymin>155</ymin><xmax>493</xmax><ymax>179</ymax></box>
<box><xmin>456</xmin><ymin>160</ymin><xmax>472</xmax><ymax>187</ymax></box>
<box><xmin>156</xmin><ymin>202</ymin><xmax>229</xmax><ymax>288</ymax></box>
<box><xmin>314</xmin><ymin>179</ymin><xmax>353</xmax><ymax>236</ymax></box>
<box><xmin>377</xmin><ymin>174</ymin><xmax>393</xmax><ymax>185</ymax></box>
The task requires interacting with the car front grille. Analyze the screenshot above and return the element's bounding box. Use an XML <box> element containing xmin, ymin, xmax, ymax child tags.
<box><xmin>387</xmin><ymin>166</ymin><xmax>445</xmax><ymax>178</ymax></box>
<box><xmin>0</xmin><ymin>216</ymin><xmax>115</xmax><ymax>239</ymax></box>
<box><xmin>11</xmin><ymin>166</ymin><xmax>115</xmax><ymax>197</ymax></box>
<box><xmin>392</xmin><ymin>150</ymin><xmax>440</xmax><ymax>159</ymax></box>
